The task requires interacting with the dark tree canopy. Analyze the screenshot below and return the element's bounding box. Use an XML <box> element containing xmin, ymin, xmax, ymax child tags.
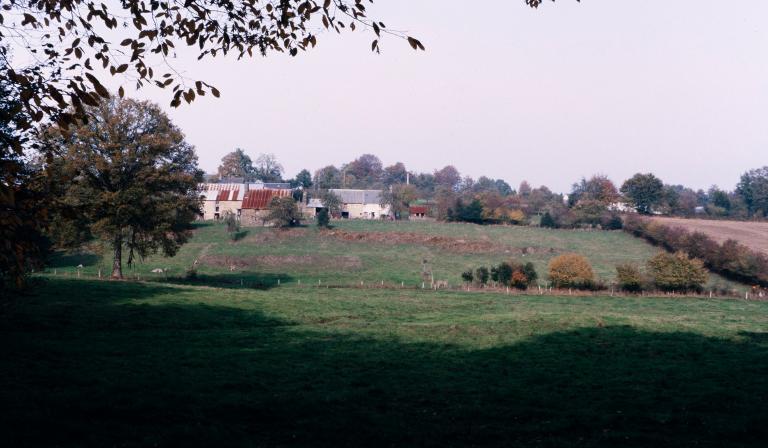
<box><xmin>621</xmin><ymin>173</ymin><xmax>664</xmax><ymax>215</ymax></box>
<box><xmin>736</xmin><ymin>166</ymin><xmax>768</xmax><ymax>217</ymax></box>
<box><xmin>0</xmin><ymin>77</ymin><xmax>48</xmax><ymax>291</ymax></box>
<box><xmin>292</xmin><ymin>169</ymin><xmax>313</xmax><ymax>189</ymax></box>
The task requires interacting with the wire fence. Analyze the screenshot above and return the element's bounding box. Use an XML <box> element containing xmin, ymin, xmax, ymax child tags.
<box><xmin>38</xmin><ymin>267</ymin><xmax>768</xmax><ymax>301</ymax></box>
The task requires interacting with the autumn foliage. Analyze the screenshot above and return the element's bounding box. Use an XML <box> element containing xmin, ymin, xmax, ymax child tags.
<box><xmin>547</xmin><ymin>253</ymin><xmax>595</xmax><ymax>289</ymax></box>
<box><xmin>624</xmin><ymin>216</ymin><xmax>768</xmax><ymax>287</ymax></box>
<box><xmin>647</xmin><ymin>252</ymin><xmax>709</xmax><ymax>293</ymax></box>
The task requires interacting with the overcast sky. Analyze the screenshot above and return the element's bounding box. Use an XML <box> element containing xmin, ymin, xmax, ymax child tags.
<box><xmin>116</xmin><ymin>0</ymin><xmax>768</xmax><ymax>193</ymax></box>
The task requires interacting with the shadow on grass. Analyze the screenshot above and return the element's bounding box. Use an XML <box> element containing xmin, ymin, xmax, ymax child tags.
<box><xmin>230</xmin><ymin>230</ymin><xmax>249</xmax><ymax>241</ymax></box>
<box><xmin>1</xmin><ymin>279</ymin><xmax>767</xmax><ymax>447</ymax></box>
<box><xmin>47</xmin><ymin>251</ymin><xmax>100</xmax><ymax>268</ymax></box>
<box><xmin>162</xmin><ymin>271</ymin><xmax>293</xmax><ymax>290</ymax></box>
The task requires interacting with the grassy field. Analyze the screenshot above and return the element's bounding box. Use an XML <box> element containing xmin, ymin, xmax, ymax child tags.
<box><xmin>49</xmin><ymin>220</ymin><xmax>742</xmax><ymax>292</ymax></box>
<box><xmin>2</xmin><ymin>278</ymin><xmax>767</xmax><ymax>447</ymax></box>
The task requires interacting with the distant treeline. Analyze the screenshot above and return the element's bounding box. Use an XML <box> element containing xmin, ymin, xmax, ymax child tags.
<box><xmin>623</xmin><ymin>216</ymin><xmax>768</xmax><ymax>287</ymax></box>
<box><xmin>215</xmin><ymin>150</ymin><xmax>768</xmax><ymax>224</ymax></box>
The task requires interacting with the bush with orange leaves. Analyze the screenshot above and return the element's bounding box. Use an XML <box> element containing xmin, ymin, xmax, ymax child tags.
<box><xmin>548</xmin><ymin>253</ymin><xmax>596</xmax><ymax>289</ymax></box>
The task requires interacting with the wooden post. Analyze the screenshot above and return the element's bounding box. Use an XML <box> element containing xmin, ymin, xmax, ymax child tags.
<box><xmin>277</xmin><ymin>278</ymin><xmax>280</xmax><ymax>285</ymax></box>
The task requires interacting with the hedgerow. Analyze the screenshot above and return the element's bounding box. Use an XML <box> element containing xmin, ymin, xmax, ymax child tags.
<box><xmin>623</xmin><ymin>216</ymin><xmax>768</xmax><ymax>286</ymax></box>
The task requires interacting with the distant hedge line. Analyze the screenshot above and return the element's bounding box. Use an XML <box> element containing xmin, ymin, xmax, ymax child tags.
<box><xmin>623</xmin><ymin>216</ymin><xmax>768</xmax><ymax>287</ymax></box>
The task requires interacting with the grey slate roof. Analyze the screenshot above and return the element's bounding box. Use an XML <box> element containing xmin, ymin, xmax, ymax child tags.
<box><xmin>329</xmin><ymin>189</ymin><xmax>383</xmax><ymax>205</ymax></box>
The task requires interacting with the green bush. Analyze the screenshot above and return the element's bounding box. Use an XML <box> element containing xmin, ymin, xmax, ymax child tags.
<box><xmin>616</xmin><ymin>263</ymin><xmax>643</xmax><ymax>292</ymax></box>
<box><xmin>316</xmin><ymin>208</ymin><xmax>330</xmax><ymax>228</ymax></box>
<box><xmin>461</xmin><ymin>270</ymin><xmax>474</xmax><ymax>283</ymax></box>
<box><xmin>267</xmin><ymin>197</ymin><xmax>302</xmax><ymax>228</ymax></box>
<box><xmin>475</xmin><ymin>266</ymin><xmax>489</xmax><ymax>285</ymax></box>
<box><xmin>540</xmin><ymin>211</ymin><xmax>557</xmax><ymax>228</ymax></box>
<box><xmin>647</xmin><ymin>251</ymin><xmax>708</xmax><ymax>293</ymax></box>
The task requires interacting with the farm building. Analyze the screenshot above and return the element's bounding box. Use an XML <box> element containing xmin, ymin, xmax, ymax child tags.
<box><xmin>200</xmin><ymin>183</ymin><xmax>246</xmax><ymax>220</ymax></box>
<box><xmin>240</xmin><ymin>189</ymin><xmax>293</xmax><ymax>226</ymax></box>
<box><xmin>303</xmin><ymin>198</ymin><xmax>326</xmax><ymax>218</ymax></box>
<box><xmin>409</xmin><ymin>205</ymin><xmax>430</xmax><ymax>220</ymax></box>
<box><xmin>330</xmin><ymin>189</ymin><xmax>390</xmax><ymax>219</ymax></box>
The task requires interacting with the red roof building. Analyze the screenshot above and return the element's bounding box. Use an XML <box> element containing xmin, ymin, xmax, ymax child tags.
<box><xmin>242</xmin><ymin>189</ymin><xmax>292</xmax><ymax>210</ymax></box>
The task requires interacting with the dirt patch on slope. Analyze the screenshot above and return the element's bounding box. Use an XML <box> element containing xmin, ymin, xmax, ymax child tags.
<box><xmin>320</xmin><ymin>229</ymin><xmax>555</xmax><ymax>255</ymax></box>
<box><xmin>241</xmin><ymin>228</ymin><xmax>309</xmax><ymax>244</ymax></box>
<box><xmin>202</xmin><ymin>254</ymin><xmax>362</xmax><ymax>269</ymax></box>
<box><xmin>651</xmin><ymin>217</ymin><xmax>768</xmax><ymax>255</ymax></box>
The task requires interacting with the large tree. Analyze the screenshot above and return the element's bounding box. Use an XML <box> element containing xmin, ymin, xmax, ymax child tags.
<box><xmin>380</xmin><ymin>184</ymin><xmax>417</xmax><ymax>219</ymax></box>
<box><xmin>217</xmin><ymin>148</ymin><xmax>255</xmax><ymax>180</ymax></box>
<box><xmin>254</xmin><ymin>153</ymin><xmax>284</xmax><ymax>182</ymax></box>
<box><xmin>434</xmin><ymin>165</ymin><xmax>461</xmax><ymax>191</ymax></box>
<box><xmin>569</xmin><ymin>174</ymin><xmax>619</xmax><ymax>207</ymax></box>
<box><xmin>621</xmin><ymin>173</ymin><xmax>664</xmax><ymax>215</ymax></box>
<box><xmin>343</xmin><ymin>153</ymin><xmax>383</xmax><ymax>188</ymax></box>
<box><xmin>43</xmin><ymin>96</ymin><xmax>203</xmax><ymax>279</ymax></box>
<box><xmin>736</xmin><ymin>167</ymin><xmax>768</xmax><ymax>217</ymax></box>
<box><xmin>291</xmin><ymin>169</ymin><xmax>313</xmax><ymax>189</ymax></box>
<box><xmin>314</xmin><ymin>165</ymin><xmax>342</xmax><ymax>190</ymax></box>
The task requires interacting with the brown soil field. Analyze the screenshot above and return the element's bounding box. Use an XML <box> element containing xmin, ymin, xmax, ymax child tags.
<box><xmin>202</xmin><ymin>254</ymin><xmax>363</xmax><ymax>269</ymax></box>
<box><xmin>651</xmin><ymin>217</ymin><xmax>768</xmax><ymax>255</ymax></box>
<box><xmin>321</xmin><ymin>229</ymin><xmax>557</xmax><ymax>255</ymax></box>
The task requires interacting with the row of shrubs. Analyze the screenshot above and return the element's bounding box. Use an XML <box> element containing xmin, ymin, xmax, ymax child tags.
<box><xmin>462</xmin><ymin>261</ymin><xmax>538</xmax><ymax>289</ymax></box>
<box><xmin>623</xmin><ymin>216</ymin><xmax>768</xmax><ymax>286</ymax></box>
<box><xmin>463</xmin><ymin>251</ymin><xmax>711</xmax><ymax>294</ymax></box>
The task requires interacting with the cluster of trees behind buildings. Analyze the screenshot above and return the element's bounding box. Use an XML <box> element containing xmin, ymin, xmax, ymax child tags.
<box><xmin>215</xmin><ymin>148</ymin><xmax>768</xmax><ymax>228</ymax></box>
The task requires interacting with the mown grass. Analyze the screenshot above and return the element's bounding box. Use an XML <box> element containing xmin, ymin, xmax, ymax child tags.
<box><xmin>47</xmin><ymin>220</ymin><xmax>742</xmax><ymax>292</ymax></box>
<box><xmin>2</xmin><ymin>279</ymin><xmax>767</xmax><ymax>447</ymax></box>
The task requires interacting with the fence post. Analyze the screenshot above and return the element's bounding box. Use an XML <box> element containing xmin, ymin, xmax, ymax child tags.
<box><xmin>277</xmin><ymin>278</ymin><xmax>280</xmax><ymax>286</ymax></box>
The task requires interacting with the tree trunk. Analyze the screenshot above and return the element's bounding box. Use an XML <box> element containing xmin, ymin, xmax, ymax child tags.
<box><xmin>111</xmin><ymin>237</ymin><xmax>123</xmax><ymax>279</ymax></box>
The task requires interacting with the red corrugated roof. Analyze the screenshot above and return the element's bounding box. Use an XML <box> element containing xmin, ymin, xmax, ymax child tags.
<box><xmin>242</xmin><ymin>189</ymin><xmax>292</xmax><ymax>210</ymax></box>
<box><xmin>216</xmin><ymin>189</ymin><xmax>239</xmax><ymax>201</ymax></box>
<box><xmin>409</xmin><ymin>205</ymin><xmax>428</xmax><ymax>214</ymax></box>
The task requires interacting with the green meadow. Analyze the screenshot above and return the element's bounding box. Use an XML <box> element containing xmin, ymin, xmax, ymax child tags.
<box><xmin>48</xmin><ymin>220</ymin><xmax>741</xmax><ymax>292</ymax></box>
<box><xmin>2</xmin><ymin>279</ymin><xmax>767</xmax><ymax>447</ymax></box>
<box><xmin>4</xmin><ymin>221</ymin><xmax>765</xmax><ymax>446</ymax></box>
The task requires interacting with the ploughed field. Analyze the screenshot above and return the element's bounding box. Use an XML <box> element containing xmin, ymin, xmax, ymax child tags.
<box><xmin>650</xmin><ymin>217</ymin><xmax>768</xmax><ymax>255</ymax></box>
<box><xmin>51</xmin><ymin>220</ymin><xmax>741</xmax><ymax>291</ymax></box>
<box><xmin>2</xmin><ymin>279</ymin><xmax>767</xmax><ymax>447</ymax></box>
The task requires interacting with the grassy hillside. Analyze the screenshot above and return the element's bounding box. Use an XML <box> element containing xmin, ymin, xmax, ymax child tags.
<box><xmin>2</xmin><ymin>279</ymin><xmax>767</xmax><ymax>447</ymax></box>
<box><xmin>48</xmin><ymin>220</ymin><xmax>741</xmax><ymax>292</ymax></box>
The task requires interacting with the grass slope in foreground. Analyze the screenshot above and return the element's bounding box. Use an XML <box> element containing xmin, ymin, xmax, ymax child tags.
<box><xmin>2</xmin><ymin>279</ymin><xmax>767</xmax><ymax>447</ymax></box>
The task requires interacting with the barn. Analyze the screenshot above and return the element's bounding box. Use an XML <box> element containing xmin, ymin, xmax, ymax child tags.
<box><xmin>240</xmin><ymin>189</ymin><xmax>293</xmax><ymax>226</ymax></box>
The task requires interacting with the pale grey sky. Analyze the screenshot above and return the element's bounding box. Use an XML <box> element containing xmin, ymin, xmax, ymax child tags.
<box><xmin>118</xmin><ymin>0</ymin><xmax>768</xmax><ymax>193</ymax></box>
